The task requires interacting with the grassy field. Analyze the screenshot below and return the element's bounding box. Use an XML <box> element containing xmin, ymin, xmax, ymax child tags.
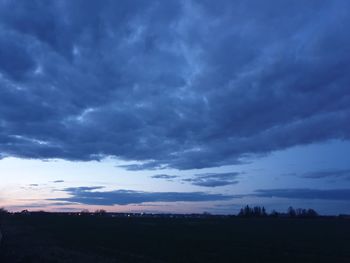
<box><xmin>1</xmin><ymin>214</ymin><xmax>350</xmax><ymax>262</ymax></box>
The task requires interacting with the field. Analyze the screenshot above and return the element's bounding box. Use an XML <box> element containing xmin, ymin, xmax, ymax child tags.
<box><xmin>1</xmin><ymin>214</ymin><xmax>350</xmax><ymax>262</ymax></box>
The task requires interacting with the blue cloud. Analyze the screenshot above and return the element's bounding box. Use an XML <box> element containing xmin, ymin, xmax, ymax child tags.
<box><xmin>51</xmin><ymin>186</ymin><xmax>235</xmax><ymax>205</ymax></box>
<box><xmin>301</xmin><ymin>169</ymin><xmax>350</xmax><ymax>180</ymax></box>
<box><xmin>253</xmin><ymin>188</ymin><xmax>350</xmax><ymax>201</ymax></box>
<box><xmin>0</xmin><ymin>1</ymin><xmax>349</xmax><ymax>170</ymax></box>
<box><xmin>182</xmin><ymin>172</ymin><xmax>240</xmax><ymax>187</ymax></box>
<box><xmin>151</xmin><ymin>174</ymin><xmax>179</xmax><ymax>180</ymax></box>
<box><xmin>52</xmin><ymin>180</ymin><xmax>65</xmax><ymax>183</ymax></box>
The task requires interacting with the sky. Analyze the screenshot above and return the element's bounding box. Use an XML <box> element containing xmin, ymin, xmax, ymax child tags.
<box><xmin>0</xmin><ymin>0</ymin><xmax>349</xmax><ymax>215</ymax></box>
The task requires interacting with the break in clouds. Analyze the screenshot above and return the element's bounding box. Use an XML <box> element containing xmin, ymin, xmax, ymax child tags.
<box><xmin>0</xmin><ymin>0</ymin><xmax>350</xmax><ymax>170</ymax></box>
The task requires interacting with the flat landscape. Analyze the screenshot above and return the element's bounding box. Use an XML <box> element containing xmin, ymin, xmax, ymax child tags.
<box><xmin>1</xmin><ymin>214</ymin><xmax>350</xmax><ymax>262</ymax></box>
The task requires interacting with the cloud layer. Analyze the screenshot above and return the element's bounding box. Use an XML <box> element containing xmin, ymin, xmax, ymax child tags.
<box><xmin>253</xmin><ymin>188</ymin><xmax>350</xmax><ymax>201</ymax></box>
<box><xmin>0</xmin><ymin>1</ymin><xmax>349</xmax><ymax>170</ymax></box>
<box><xmin>51</xmin><ymin>186</ymin><xmax>234</xmax><ymax>205</ymax></box>
<box><xmin>182</xmin><ymin>172</ymin><xmax>240</xmax><ymax>187</ymax></box>
<box><xmin>301</xmin><ymin>169</ymin><xmax>350</xmax><ymax>180</ymax></box>
<box><xmin>49</xmin><ymin>187</ymin><xmax>350</xmax><ymax>207</ymax></box>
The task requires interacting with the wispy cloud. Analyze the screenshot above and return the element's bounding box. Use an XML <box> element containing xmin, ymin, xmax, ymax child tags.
<box><xmin>182</xmin><ymin>172</ymin><xmax>240</xmax><ymax>187</ymax></box>
<box><xmin>52</xmin><ymin>180</ymin><xmax>65</xmax><ymax>183</ymax></box>
<box><xmin>252</xmin><ymin>188</ymin><xmax>350</xmax><ymax>201</ymax></box>
<box><xmin>151</xmin><ymin>174</ymin><xmax>179</xmax><ymax>180</ymax></box>
<box><xmin>301</xmin><ymin>169</ymin><xmax>350</xmax><ymax>180</ymax></box>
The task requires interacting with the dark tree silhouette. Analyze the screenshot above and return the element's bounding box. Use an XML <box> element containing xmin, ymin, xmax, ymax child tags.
<box><xmin>0</xmin><ymin>208</ymin><xmax>8</xmax><ymax>215</ymax></box>
<box><xmin>94</xmin><ymin>209</ymin><xmax>107</xmax><ymax>216</ymax></box>
<box><xmin>294</xmin><ymin>208</ymin><xmax>318</xmax><ymax>218</ymax></box>
<box><xmin>238</xmin><ymin>206</ymin><xmax>268</xmax><ymax>217</ymax></box>
<box><xmin>238</xmin><ymin>206</ymin><xmax>319</xmax><ymax>218</ymax></box>
<box><xmin>306</xmin><ymin>209</ymin><xmax>318</xmax><ymax>218</ymax></box>
<box><xmin>0</xmin><ymin>208</ymin><xmax>8</xmax><ymax>221</ymax></box>
<box><xmin>288</xmin><ymin>207</ymin><xmax>296</xmax><ymax>217</ymax></box>
<box><xmin>80</xmin><ymin>209</ymin><xmax>90</xmax><ymax>215</ymax></box>
<box><xmin>270</xmin><ymin>210</ymin><xmax>279</xmax><ymax>217</ymax></box>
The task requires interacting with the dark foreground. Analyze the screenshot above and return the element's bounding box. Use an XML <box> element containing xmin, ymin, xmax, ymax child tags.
<box><xmin>1</xmin><ymin>214</ymin><xmax>350</xmax><ymax>263</ymax></box>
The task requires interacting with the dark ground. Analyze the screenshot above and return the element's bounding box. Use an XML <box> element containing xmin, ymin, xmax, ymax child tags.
<box><xmin>0</xmin><ymin>214</ymin><xmax>350</xmax><ymax>262</ymax></box>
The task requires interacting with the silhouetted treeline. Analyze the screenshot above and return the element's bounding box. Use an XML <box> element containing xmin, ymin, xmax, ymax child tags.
<box><xmin>0</xmin><ymin>208</ymin><xmax>7</xmax><ymax>214</ymax></box>
<box><xmin>238</xmin><ymin>205</ymin><xmax>319</xmax><ymax>218</ymax></box>
<box><xmin>2</xmin><ymin>206</ymin><xmax>349</xmax><ymax>219</ymax></box>
<box><xmin>238</xmin><ymin>205</ymin><xmax>267</xmax><ymax>217</ymax></box>
<box><xmin>287</xmin><ymin>207</ymin><xmax>318</xmax><ymax>218</ymax></box>
<box><xmin>0</xmin><ymin>208</ymin><xmax>8</xmax><ymax>218</ymax></box>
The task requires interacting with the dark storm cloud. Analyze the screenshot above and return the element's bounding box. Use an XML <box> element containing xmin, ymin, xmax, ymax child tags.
<box><xmin>301</xmin><ymin>169</ymin><xmax>350</xmax><ymax>180</ymax></box>
<box><xmin>0</xmin><ymin>1</ymin><xmax>350</xmax><ymax>169</ymax></box>
<box><xmin>183</xmin><ymin>172</ymin><xmax>240</xmax><ymax>187</ymax></box>
<box><xmin>0</xmin><ymin>36</ymin><xmax>36</xmax><ymax>80</ymax></box>
<box><xmin>253</xmin><ymin>188</ymin><xmax>350</xmax><ymax>201</ymax></box>
<box><xmin>50</xmin><ymin>187</ymin><xmax>235</xmax><ymax>205</ymax></box>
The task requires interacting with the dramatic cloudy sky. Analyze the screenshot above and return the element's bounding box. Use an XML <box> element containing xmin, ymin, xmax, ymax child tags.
<box><xmin>0</xmin><ymin>0</ymin><xmax>349</xmax><ymax>214</ymax></box>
